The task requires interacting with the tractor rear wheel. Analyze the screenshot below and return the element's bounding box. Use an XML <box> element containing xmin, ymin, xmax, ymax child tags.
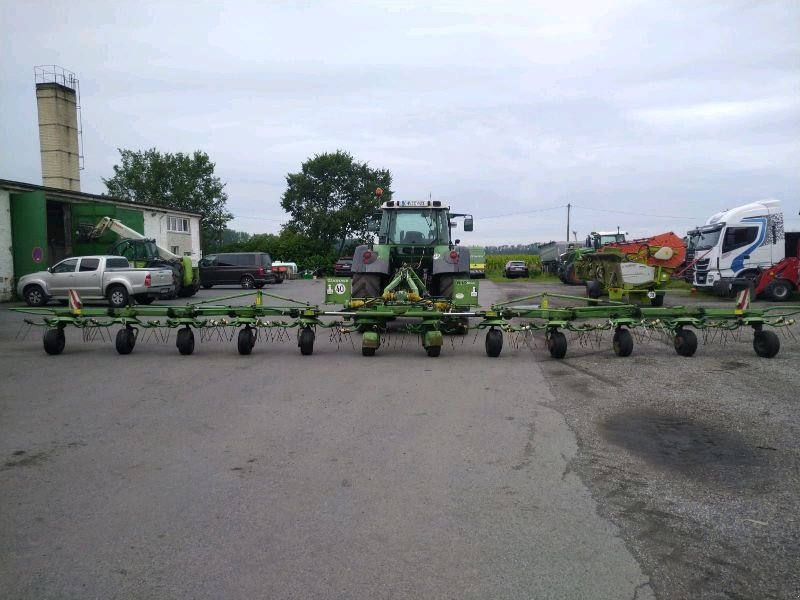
<box><xmin>176</xmin><ymin>327</ymin><xmax>195</xmax><ymax>355</ymax></box>
<box><xmin>753</xmin><ymin>330</ymin><xmax>780</xmax><ymax>358</ymax></box>
<box><xmin>299</xmin><ymin>328</ymin><xmax>315</xmax><ymax>355</ymax></box>
<box><xmin>352</xmin><ymin>273</ymin><xmax>381</xmax><ymax>298</ymax></box>
<box><xmin>612</xmin><ymin>328</ymin><xmax>633</xmax><ymax>357</ymax></box>
<box><xmin>547</xmin><ymin>330</ymin><xmax>567</xmax><ymax>359</ymax></box>
<box><xmin>437</xmin><ymin>274</ymin><xmax>457</xmax><ymax>299</ymax></box>
<box><xmin>43</xmin><ymin>328</ymin><xmax>65</xmax><ymax>355</ymax></box>
<box><xmin>765</xmin><ymin>279</ymin><xmax>792</xmax><ymax>302</ymax></box>
<box><xmin>485</xmin><ymin>328</ymin><xmax>503</xmax><ymax>357</ymax></box>
<box><xmin>674</xmin><ymin>328</ymin><xmax>698</xmax><ymax>357</ymax></box>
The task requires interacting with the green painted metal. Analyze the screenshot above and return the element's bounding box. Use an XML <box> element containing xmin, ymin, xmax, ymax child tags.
<box><xmin>10</xmin><ymin>191</ymin><xmax>48</xmax><ymax>277</ymax></box>
<box><xmin>453</xmin><ymin>279</ymin><xmax>479</xmax><ymax>306</ymax></box>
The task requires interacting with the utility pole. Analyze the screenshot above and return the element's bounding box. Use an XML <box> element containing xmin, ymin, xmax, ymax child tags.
<box><xmin>566</xmin><ymin>203</ymin><xmax>571</xmax><ymax>242</ymax></box>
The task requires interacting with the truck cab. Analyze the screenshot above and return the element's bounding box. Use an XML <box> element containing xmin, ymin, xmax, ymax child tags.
<box><xmin>687</xmin><ymin>199</ymin><xmax>784</xmax><ymax>290</ymax></box>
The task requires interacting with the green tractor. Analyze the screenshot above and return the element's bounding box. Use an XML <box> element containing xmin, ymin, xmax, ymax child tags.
<box><xmin>350</xmin><ymin>195</ymin><xmax>474</xmax><ymax>300</ymax></box>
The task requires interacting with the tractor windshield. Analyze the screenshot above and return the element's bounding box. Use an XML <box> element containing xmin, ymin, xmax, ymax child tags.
<box><xmin>383</xmin><ymin>209</ymin><xmax>450</xmax><ymax>245</ymax></box>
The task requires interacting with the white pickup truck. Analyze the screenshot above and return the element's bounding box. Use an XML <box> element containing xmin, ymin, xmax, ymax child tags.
<box><xmin>17</xmin><ymin>255</ymin><xmax>175</xmax><ymax>308</ymax></box>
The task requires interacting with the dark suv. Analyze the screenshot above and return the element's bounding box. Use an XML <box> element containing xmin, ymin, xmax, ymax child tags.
<box><xmin>199</xmin><ymin>252</ymin><xmax>279</xmax><ymax>289</ymax></box>
<box><xmin>333</xmin><ymin>257</ymin><xmax>353</xmax><ymax>276</ymax></box>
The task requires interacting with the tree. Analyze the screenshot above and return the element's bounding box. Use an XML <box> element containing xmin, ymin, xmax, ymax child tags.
<box><xmin>103</xmin><ymin>148</ymin><xmax>234</xmax><ymax>252</ymax></box>
<box><xmin>280</xmin><ymin>150</ymin><xmax>392</xmax><ymax>254</ymax></box>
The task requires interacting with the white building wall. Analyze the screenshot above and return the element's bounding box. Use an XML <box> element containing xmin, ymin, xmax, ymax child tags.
<box><xmin>0</xmin><ymin>191</ymin><xmax>14</xmax><ymax>301</ymax></box>
<box><xmin>142</xmin><ymin>211</ymin><xmax>201</xmax><ymax>266</ymax></box>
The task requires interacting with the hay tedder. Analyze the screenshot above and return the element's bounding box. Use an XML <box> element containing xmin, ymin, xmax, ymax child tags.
<box><xmin>10</xmin><ymin>194</ymin><xmax>799</xmax><ymax>360</ymax></box>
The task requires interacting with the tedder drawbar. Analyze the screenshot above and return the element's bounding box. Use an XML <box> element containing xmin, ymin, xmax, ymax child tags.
<box><xmin>10</xmin><ymin>193</ymin><xmax>799</xmax><ymax>359</ymax></box>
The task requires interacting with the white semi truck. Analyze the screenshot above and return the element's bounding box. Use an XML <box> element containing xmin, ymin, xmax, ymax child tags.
<box><xmin>686</xmin><ymin>199</ymin><xmax>799</xmax><ymax>295</ymax></box>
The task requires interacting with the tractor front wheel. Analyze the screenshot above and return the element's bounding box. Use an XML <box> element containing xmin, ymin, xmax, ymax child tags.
<box><xmin>764</xmin><ymin>279</ymin><xmax>792</xmax><ymax>302</ymax></box>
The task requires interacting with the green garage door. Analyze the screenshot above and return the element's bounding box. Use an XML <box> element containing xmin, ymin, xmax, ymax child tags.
<box><xmin>11</xmin><ymin>191</ymin><xmax>48</xmax><ymax>277</ymax></box>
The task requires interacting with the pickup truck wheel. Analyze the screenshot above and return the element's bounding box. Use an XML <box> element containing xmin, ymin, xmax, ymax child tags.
<box><xmin>43</xmin><ymin>328</ymin><xmax>65</xmax><ymax>355</ymax></box>
<box><xmin>176</xmin><ymin>327</ymin><xmax>195</xmax><ymax>355</ymax></box>
<box><xmin>240</xmin><ymin>275</ymin><xmax>255</xmax><ymax>289</ymax></box>
<box><xmin>115</xmin><ymin>327</ymin><xmax>136</xmax><ymax>355</ymax></box>
<box><xmin>108</xmin><ymin>285</ymin><xmax>130</xmax><ymax>308</ymax></box>
<box><xmin>24</xmin><ymin>285</ymin><xmax>48</xmax><ymax>307</ymax></box>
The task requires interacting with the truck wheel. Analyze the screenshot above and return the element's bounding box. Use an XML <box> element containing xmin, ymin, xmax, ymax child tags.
<box><xmin>176</xmin><ymin>327</ymin><xmax>195</xmax><ymax>355</ymax></box>
<box><xmin>352</xmin><ymin>273</ymin><xmax>381</xmax><ymax>298</ymax></box>
<box><xmin>115</xmin><ymin>327</ymin><xmax>136</xmax><ymax>355</ymax></box>
<box><xmin>238</xmin><ymin>327</ymin><xmax>255</xmax><ymax>355</ymax></box>
<box><xmin>108</xmin><ymin>285</ymin><xmax>130</xmax><ymax>308</ymax></box>
<box><xmin>240</xmin><ymin>275</ymin><xmax>255</xmax><ymax>289</ymax></box>
<box><xmin>485</xmin><ymin>328</ymin><xmax>503</xmax><ymax>357</ymax></box>
<box><xmin>674</xmin><ymin>328</ymin><xmax>698</xmax><ymax>357</ymax></box>
<box><xmin>202</xmin><ymin>284</ymin><xmax>213</xmax><ymax>289</ymax></box>
<box><xmin>176</xmin><ymin>286</ymin><xmax>196</xmax><ymax>298</ymax></box>
<box><xmin>753</xmin><ymin>330</ymin><xmax>780</xmax><ymax>358</ymax></box>
<box><xmin>24</xmin><ymin>285</ymin><xmax>48</xmax><ymax>307</ymax></box>
<box><xmin>585</xmin><ymin>281</ymin><xmax>602</xmax><ymax>299</ymax></box>
<box><xmin>43</xmin><ymin>328</ymin><xmax>65</xmax><ymax>355</ymax></box>
<box><xmin>547</xmin><ymin>330</ymin><xmax>567</xmax><ymax>359</ymax></box>
<box><xmin>612</xmin><ymin>328</ymin><xmax>634</xmax><ymax>357</ymax></box>
<box><xmin>298</xmin><ymin>328</ymin><xmax>315</xmax><ymax>355</ymax></box>
<box><xmin>765</xmin><ymin>279</ymin><xmax>792</xmax><ymax>302</ymax></box>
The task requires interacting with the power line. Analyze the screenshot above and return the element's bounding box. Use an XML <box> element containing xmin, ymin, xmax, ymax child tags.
<box><xmin>478</xmin><ymin>204</ymin><xmax>566</xmax><ymax>220</ymax></box>
<box><xmin>231</xmin><ymin>214</ymin><xmax>285</xmax><ymax>222</ymax></box>
<box><xmin>570</xmin><ymin>204</ymin><xmax>704</xmax><ymax>220</ymax></box>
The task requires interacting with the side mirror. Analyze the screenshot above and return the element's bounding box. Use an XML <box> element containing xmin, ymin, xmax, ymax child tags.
<box><xmin>455</xmin><ymin>239</ymin><xmax>461</xmax><ymax>245</ymax></box>
<box><xmin>463</xmin><ymin>216</ymin><xmax>474</xmax><ymax>232</ymax></box>
<box><xmin>47</xmin><ymin>266</ymin><xmax>53</xmax><ymax>273</ymax></box>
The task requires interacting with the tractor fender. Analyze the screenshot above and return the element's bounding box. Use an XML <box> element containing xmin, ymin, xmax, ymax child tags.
<box><xmin>351</xmin><ymin>244</ymin><xmax>390</xmax><ymax>274</ymax></box>
<box><xmin>432</xmin><ymin>245</ymin><xmax>471</xmax><ymax>275</ymax></box>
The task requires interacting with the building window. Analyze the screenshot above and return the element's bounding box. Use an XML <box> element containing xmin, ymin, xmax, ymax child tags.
<box><xmin>171</xmin><ymin>246</ymin><xmax>180</xmax><ymax>255</ymax></box>
<box><xmin>167</xmin><ymin>216</ymin><xmax>190</xmax><ymax>233</ymax></box>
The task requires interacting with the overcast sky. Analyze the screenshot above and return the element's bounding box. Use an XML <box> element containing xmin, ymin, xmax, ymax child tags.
<box><xmin>1</xmin><ymin>0</ymin><xmax>799</xmax><ymax>245</ymax></box>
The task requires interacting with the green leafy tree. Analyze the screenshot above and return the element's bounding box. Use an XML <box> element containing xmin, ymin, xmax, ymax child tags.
<box><xmin>103</xmin><ymin>148</ymin><xmax>233</xmax><ymax>253</ymax></box>
<box><xmin>280</xmin><ymin>150</ymin><xmax>392</xmax><ymax>254</ymax></box>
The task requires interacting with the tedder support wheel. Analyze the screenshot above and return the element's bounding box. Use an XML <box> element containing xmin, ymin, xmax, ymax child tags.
<box><xmin>753</xmin><ymin>330</ymin><xmax>780</xmax><ymax>358</ymax></box>
<box><xmin>351</xmin><ymin>273</ymin><xmax>381</xmax><ymax>298</ymax></box>
<box><xmin>362</xmin><ymin>346</ymin><xmax>376</xmax><ymax>357</ymax></box>
<box><xmin>176</xmin><ymin>327</ymin><xmax>195</xmax><ymax>355</ymax></box>
<box><xmin>425</xmin><ymin>345</ymin><xmax>441</xmax><ymax>357</ymax></box>
<box><xmin>43</xmin><ymin>328</ymin><xmax>66</xmax><ymax>355</ymax></box>
<box><xmin>547</xmin><ymin>330</ymin><xmax>568</xmax><ymax>359</ymax></box>
<box><xmin>115</xmin><ymin>327</ymin><xmax>137</xmax><ymax>355</ymax></box>
<box><xmin>298</xmin><ymin>328</ymin><xmax>315</xmax><ymax>356</ymax></box>
<box><xmin>612</xmin><ymin>328</ymin><xmax>634</xmax><ymax>357</ymax></box>
<box><xmin>673</xmin><ymin>328</ymin><xmax>698</xmax><ymax>357</ymax></box>
<box><xmin>485</xmin><ymin>328</ymin><xmax>503</xmax><ymax>357</ymax></box>
<box><xmin>238</xmin><ymin>327</ymin><xmax>256</xmax><ymax>355</ymax></box>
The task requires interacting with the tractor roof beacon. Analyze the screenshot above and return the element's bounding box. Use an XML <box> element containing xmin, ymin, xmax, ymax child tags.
<box><xmin>350</xmin><ymin>189</ymin><xmax>474</xmax><ymax>300</ymax></box>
